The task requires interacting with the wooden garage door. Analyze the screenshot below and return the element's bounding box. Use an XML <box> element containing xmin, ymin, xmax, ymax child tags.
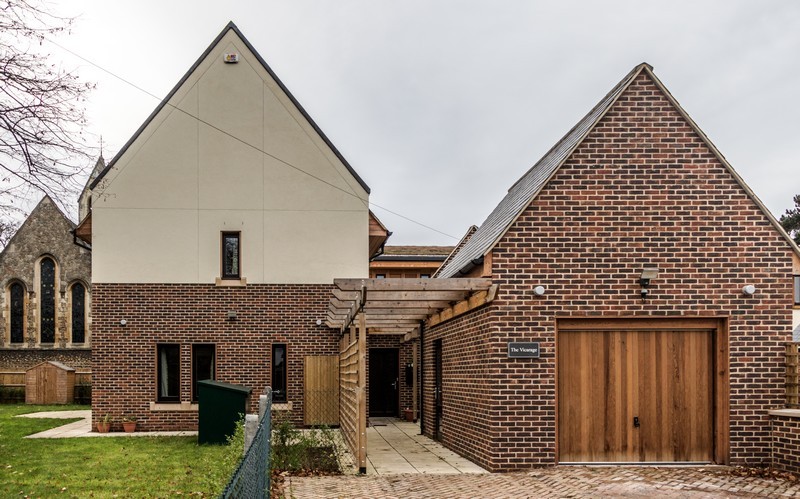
<box><xmin>558</xmin><ymin>328</ymin><xmax>714</xmax><ymax>463</ymax></box>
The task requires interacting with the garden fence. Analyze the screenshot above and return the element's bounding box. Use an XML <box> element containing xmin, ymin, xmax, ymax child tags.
<box><xmin>221</xmin><ymin>390</ymin><xmax>272</xmax><ymax>499</ymax></box>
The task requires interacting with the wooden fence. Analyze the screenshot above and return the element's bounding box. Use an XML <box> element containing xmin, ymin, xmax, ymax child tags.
<box><xmin>304</xmin><ymin>356</ymin><xmax>339</xmax><ymax>425</ymax></box>
<box><xmin>788</xmin><ymin>343</ymin><xmax>799</xmax><ymax>409</ymax></box>
<box><xmin>339</xmin><ymin>319</ymin><xmax>366</xmax><ymax>472</ymax></box>
<box><xmin>0</xmin><ymin>371</ymin><xmax>91</xmax><ymax>387</ymax></box>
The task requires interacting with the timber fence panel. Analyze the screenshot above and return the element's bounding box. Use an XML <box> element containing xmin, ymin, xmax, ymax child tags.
<box><xmin>788</xmin><ymin>343</ymin><xmax>799</xmax><ymax>408</ymax></box>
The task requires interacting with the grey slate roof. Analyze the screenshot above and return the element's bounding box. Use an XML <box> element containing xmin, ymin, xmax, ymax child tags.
<box><xmin>437</xmin><ymin>64</ymin><xmax>649</xmax><ymax>278</ymax></box>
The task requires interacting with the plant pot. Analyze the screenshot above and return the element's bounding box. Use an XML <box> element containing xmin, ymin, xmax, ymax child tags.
<box><xmin>403</xmin><ymin>409</ymin><xmax>414</xmax><ymax>422</ymax></box>
<box><xmin>122</xmin><ymin>422</ymin><xmax>137</xmax><ymax>433</ymax></box>
<box><xmin>96</xmin><ymin>422</ymin><xmax>111</xmax><ymax>433</ymax></box>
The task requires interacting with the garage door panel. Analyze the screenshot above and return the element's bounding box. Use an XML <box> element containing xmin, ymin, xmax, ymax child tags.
<box><xmin>558</xmin><ymin>326</ymin><xmax>714</xmax><ymax>463</ymax></box>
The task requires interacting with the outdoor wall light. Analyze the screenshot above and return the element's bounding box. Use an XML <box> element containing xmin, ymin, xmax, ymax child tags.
<box><xmin>119</xmin><ymin>319</ymin><xmax>127</xmax><ymax>326</ymax></box>
<box><xmin>533</xmin><ymin>285</ymin><xmax>546</xmax><ymax>296</ymax></box>
<box><xmin>639</xmin><ymin>268</ymin><xmax>659</xmax><ymax>302</ymax></box>
<box><xmin>316</xmin><ymin>319</ymin><xmax>323</xmax><ymax>326</ymax></box>
<box><xmin>227</xmin><ymin>311</ymin><xmax>237</xmax><ymax>321</ymax></box>
<box><xmin>742</xmin><ymin>284</ymin><xmax>757</xmax><ymax>296</ymax></box>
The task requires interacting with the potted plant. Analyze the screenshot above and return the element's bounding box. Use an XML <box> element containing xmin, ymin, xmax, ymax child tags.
<box><xmin>96</xmin><ymin>413</ymin><xmax>112</xmax><ymax>433</ymax></box>
<box><xmin>121</xmin><ymin>414</ymin><xmax>138</xmax><ymax>433</ymax></box>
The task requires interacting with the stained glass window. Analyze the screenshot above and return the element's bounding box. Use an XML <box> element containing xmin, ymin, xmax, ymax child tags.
<box><xmin>71</xmin><ymin>283</ymin><xmax>85</xmax><ymax>343</ymax></box>
<box><xmin>40</xmin><ymin>258</ymin><xmax>55</xmax><ymax>343</ymax></box>
<box><xmin>10</xmin><ymin>282</ymin><xmax>24</xmax><ymax>343</ymax></box>
<box><xmin>222</xmin><ymin>232</ymin><xmax>240</xmax><ymax>279</ymax></box>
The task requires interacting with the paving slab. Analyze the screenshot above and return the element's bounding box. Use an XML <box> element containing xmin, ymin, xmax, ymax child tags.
<box><xmin>17</xmin><ymin>410</ymin><xmax>198</xmax><ymax>439</ymax></box>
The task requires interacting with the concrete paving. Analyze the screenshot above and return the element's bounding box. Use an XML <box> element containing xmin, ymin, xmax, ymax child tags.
<box><xmin>366</xmin><ymin>418</ymin><xmax>487</xmax><ymax>475</ymax></box>
<box><xmin>17</xmin><ymin>410</ymin><xmax>198</xmax><ymax>438</ymax></box>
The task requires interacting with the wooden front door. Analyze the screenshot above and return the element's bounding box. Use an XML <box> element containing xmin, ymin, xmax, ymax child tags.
<box><xmin>558</xmin><ymin>328</ymin><xmax>714</xmax><ymax>463</ymax></box>
<box><xmin>369</xmin><ymin>348</ymin><xmax>399</xmax><ymax>417</ymax></box>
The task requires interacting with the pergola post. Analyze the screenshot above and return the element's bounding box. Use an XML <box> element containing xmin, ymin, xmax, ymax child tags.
<box><xmin>357</xmin><ymin>312</ymin><xmax>367</xmax><ymax>473</ymax></box>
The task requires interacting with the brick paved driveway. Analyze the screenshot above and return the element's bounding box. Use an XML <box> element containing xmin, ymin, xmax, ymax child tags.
<box><xmin>287</xmin><ymin>466</ymin><xmax>800</xmax><ymax>498</ymax></box>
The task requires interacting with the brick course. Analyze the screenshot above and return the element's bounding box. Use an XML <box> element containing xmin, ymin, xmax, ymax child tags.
<box><xmin>91</xmin><ymin>283</ymin><xmax>338</xmax><ymax>430</ymax></box>
<box><xmin>423</xmin><ymin>72</ymin><xmax>795</xmax><ymax>471</ymax></box>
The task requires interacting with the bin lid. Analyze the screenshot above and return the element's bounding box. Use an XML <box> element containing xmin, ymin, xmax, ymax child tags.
<box><xmin>197</xmin><ymin>379</ymin><xmax>252</xmax><ymax>394</ymax></box>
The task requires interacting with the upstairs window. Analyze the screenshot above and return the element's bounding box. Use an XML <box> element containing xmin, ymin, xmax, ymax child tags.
<box><xmin>40</xmin><ymin>257</ymin><xmax>55</xmax><ymax>343</ymax></box>
<box><xmin>157</xmin><ymin>344</ymin><xmax>180</xmax><ymax>402</ymax></box>
<box><xmin>9</xmin><ymin>282</ymin><xmax>25</xmax><ymax>344</ymax></box>
<box><xmin>221</xmin><ymin>232</ymin><xmax>240</xmax><ymax>279</ymax></box>
<box><xmin>192</xmin><ymin>344</ymin><xmax>216</xmax><ymax>402</ymax></box>
<box><xmin>71</xmin><ymin>283</ymin><xmax>86</xmax><ymax>344</ymax></box>
<box><xmin>272</xmin><ymin>343</ymin><xmax>287</xmax><ymax>403</ymax></box>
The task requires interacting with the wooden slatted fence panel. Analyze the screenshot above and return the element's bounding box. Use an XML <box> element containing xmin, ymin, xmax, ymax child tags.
<box><xmin>340</xmin><ymin>333</ymin><xmax>360</xmax><ymax>465</ymax></box>
<box><xmin>788</xmin><ymin>343</ymin><xmax>799</xmax><ymax>408</ymax></box>
<box><xmin>0</xmin><ymin>372</ymin><xmax>25</xmax><ymax>386</ymax></box>
<box><xmin>304</xmin><ymin>356</ymin><xmax>339</xmax><ymax>425</ymax></box>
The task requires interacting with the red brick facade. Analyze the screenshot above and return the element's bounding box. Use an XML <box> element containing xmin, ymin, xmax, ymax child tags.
<box><xmin>423</xmin><ymin>72</ymin><xmax>796</xmax><ymax>471</ymax></box>
<box><xmin>91</xmin><ymin>283</ymin><xmax>338</xmax><ymax>430</ymax></box>
<box><xmin>770</xmin><ymin>411</ymin><xmax>800</xmax><ymax>475</ymax></box>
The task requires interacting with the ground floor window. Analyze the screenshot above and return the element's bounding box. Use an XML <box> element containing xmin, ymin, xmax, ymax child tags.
<box><xmin>192</xmin><ymin>344</ymin><xmax>216</xmax><ymax>402</ymax></box>
<box><xmin>794</xmin><ymin>275</ymin><xmax>799</xmax><ymax>306</ymax></box>
<box><xmin>272</xmin><ymin>343</ymin><xmax>287</xmax><ymax>402</ymax></box>
<box><xmin>157</xmin><ymin>344</ymin><xmax>180</xmax><ymax>402</ymax></box>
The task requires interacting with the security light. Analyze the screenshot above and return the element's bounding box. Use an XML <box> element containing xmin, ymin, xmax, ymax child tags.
<box><xmin>533</xmin><ymin>285</ymin><xmax>546</xmax><ymax>296</ymax></box>
<box><xmin>227</xmin><ymin>311</ymin><xmax>237</xmax><ymax>320</ymax></box>
<box><xmin>742</xmin><ymin>284</ymin><xmax>756</xmax><ymax>296</ymax></box>
<box><xmin>639</xmin><ymin>268</ymin><xmax>659</xmax><ymax>302</ymax></box>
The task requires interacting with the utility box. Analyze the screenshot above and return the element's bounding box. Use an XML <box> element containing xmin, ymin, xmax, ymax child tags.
<box><xmin>25</xmin><ymin>361</ymin><xmax>75</xmax><ymax>404</ymax></box>
<box><xmin>197</xmin><ymin>380</ymin><xmax>252</xmax><ymax>444</ymax></box>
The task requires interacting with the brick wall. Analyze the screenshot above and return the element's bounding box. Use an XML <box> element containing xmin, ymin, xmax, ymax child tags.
<box><xmin>92</xmin><ymin>283</ymin><xmax>338</xmax><ymax>431</ymax></box>
<box><xmin>770</xmin><ymin>410</ymin><xmax>800</xmax><ymax>474</ymax></box>
<box><xmin>424</xmin><ymin>72</ymin><xmax>795</xmax><ymax>471</ymax></box>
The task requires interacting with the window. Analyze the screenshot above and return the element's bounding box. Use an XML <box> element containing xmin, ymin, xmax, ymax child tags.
<box><xmin>795</xmin><ymin>275</ymin><xmax>800</xmax><ymax>306</ymax></box>
<box><xmin>420</xmin><ymin>274</ymin><xmax>431</xmax><ymax>279</ymax></box>
<box><xmin>192</xmin><ymin>344</ymin><xmax>216</xmax><ymax>402</ymax></box>
<box><xmin>71</xmin><ymin>283</ymin><xmax>86</xmax><ymax>343</ymax></box>
<box><xmin>221</xmin><ymin>232</ymin><xmax>240</xmax><ymax>279</ymax></box>
<box><xmin>9</xmin><ymin>282</ymin><xmax>24</xmax><ymax>344</ymax></box>
<box><xmin>40</xmin><ymin>257</ymin><xmax>55</xmax><ymax>343</ymax></box>
<box><xmin>376</xmin><ymin>274</ymin><xmax>385</xmax><ymax>279</ymax></box>
<box><xmin>157</xmin><ymin>344</ymin><xmax>180</xmax><ymax>402</ymax></box>
<box><xmin>272</xmin><ymin>343</ymin><xmax>287</xmax><ymax>402</ymax></box>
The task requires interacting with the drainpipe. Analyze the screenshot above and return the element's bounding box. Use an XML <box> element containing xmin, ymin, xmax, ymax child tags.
<box><xmin>419</xmin><ymin>319</ymin><xmax>424</xmax><ymax>436</ymax></box>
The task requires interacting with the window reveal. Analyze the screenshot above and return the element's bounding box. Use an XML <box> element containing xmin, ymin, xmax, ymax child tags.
<box><xmin>40</xmin><ymin>258</ymin><xmax>55</xmax><ymax>343</ymax></box>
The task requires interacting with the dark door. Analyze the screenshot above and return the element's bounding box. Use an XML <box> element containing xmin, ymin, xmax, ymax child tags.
<box><xmin>369</xmin><ymin>348</ymin><xmax>399</xmax><ymax>417</ymax></box>
<box><xmin>434</xmin><ymin>339</ymin><xmax>443</xmax><ymax>441</ymax></box>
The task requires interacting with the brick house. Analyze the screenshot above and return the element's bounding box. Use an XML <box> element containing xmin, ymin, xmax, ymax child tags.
<box><xmin>0</xmin><ymin>195</ymin><xmax>92</xmax><ymax>397</ymax></box>
<box><xmin>427</xmin><ymin>63</ymin><xmax>800</xmax><ymax>471</ymax></box>
<box><xmin>84</xmin><ymin>23</ymin><xmax>385</xmax><ymax>430</ymax></box>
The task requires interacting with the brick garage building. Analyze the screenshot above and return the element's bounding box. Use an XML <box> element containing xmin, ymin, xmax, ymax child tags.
<box><xmin>427</xmin><ymin>63</ymin><xmax>800</xmax><ymax>471</ymax></box>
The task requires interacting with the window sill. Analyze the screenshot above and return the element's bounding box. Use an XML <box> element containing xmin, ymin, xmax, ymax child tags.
<box><xmin>271</xmin><ymin>401</ymin><xmax>293</xmax><ymax>411</ymax></box>
<box><xmin>215</xmin><ymin>277</ymin><xmax>247</xmax><ymax>287</ymax></box>
<box><xmin>149</xmin><ymin>401</ymin><xmax>198</xmax><ymax>412</ymax></box>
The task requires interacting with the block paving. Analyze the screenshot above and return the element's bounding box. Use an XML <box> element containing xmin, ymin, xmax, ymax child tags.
<box><xmin>287</xmin><ymin>466</ymin><xmax>800</xmax><ymax>498</ymax></box>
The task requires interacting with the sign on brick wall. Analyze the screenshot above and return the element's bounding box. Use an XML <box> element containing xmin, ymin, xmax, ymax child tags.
<box><xmin>508</xmin><ymin>342</ymin><xmax>540</xmax><ymax>358</ymax></box>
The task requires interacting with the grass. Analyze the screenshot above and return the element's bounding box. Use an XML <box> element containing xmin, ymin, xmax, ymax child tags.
<box><xmin>0</xmin><ymin>404</ymin><xmax>242</xmax><ymax>498</ymax></box>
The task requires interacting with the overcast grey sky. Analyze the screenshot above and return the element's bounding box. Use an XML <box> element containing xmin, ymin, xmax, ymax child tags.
<box><xmin>51</xmin><ymin>0</ymin><xmax>800</xmax><ymax>245</ymax></box>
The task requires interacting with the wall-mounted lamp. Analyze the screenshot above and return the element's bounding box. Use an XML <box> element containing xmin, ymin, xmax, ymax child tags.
<box><xmin>639</xmin><ymin>268</ymin><xmax>659</xmax><ymax>302</ymax></box>
<box><xmin>316</xmin><ymin>319</ymin><xmax>323</xmax><ymax>326</ymax></box>
<box><xmin>227</xmin><ymin>311</ymin><xmax>237</xmax><ymax>321</ymax></box>
<box><xmin>119</xmin><ymin>319</ymin><xmax>127</xmax><ymax>326</ymax></box>
<box><xmin>533</xmin><ymin>285</ymin><xmax>546</xmax><ymax>296</ymax></box>
<box><xmin>742</xmin><ymin>284</ymin><xmax>756</xmax><ymax>296</ymax></box>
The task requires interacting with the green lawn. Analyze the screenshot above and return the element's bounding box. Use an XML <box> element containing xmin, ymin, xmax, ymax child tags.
<box><xmin>0</xmin><ymin>404</ymin><xmax>240</xmax><ymax>498</ymax></box>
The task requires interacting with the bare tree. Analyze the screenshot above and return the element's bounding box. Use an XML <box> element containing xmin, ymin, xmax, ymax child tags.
<box><xmin>0</xmin><ymin>0</ymin><xmax>94</xmax><ymax>219</ymax></box>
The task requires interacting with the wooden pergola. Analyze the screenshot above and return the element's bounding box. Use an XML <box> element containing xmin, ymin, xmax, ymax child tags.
<box><xmin>327</xmin><ymin>277</ymin><xmax>496</xmax><ymax>473</ymax></box>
